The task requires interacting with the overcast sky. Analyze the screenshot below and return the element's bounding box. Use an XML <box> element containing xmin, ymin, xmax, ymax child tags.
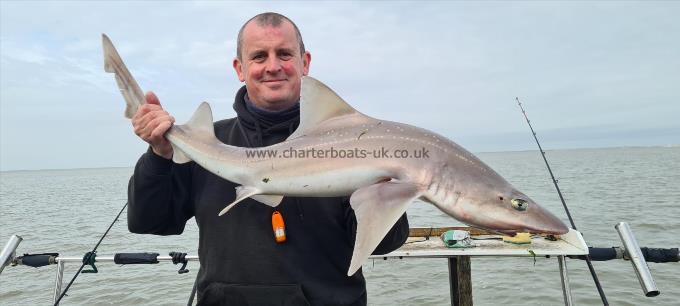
<box><xmin>1</xmin><ymin>1</ymin><xmax>678</xmax><ymax>171</ymax></box>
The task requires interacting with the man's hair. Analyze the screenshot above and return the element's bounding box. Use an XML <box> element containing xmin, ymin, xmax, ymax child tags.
<box><xmin>236</xmin><ymin>12</ymin><xmax>306</xmax><ymax>60</ymax></box>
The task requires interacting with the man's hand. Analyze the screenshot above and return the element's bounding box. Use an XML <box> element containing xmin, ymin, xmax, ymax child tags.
<box><xmin>132</xmin><ymin>91</ymin><xmax>175</xmax><ymax>159</ymax></box>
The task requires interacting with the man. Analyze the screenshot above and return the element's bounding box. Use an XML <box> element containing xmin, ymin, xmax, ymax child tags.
<box><xmin>127</xmin><ymin>12</ymin><xmax>409</xmax><ymax>306</ymax></box>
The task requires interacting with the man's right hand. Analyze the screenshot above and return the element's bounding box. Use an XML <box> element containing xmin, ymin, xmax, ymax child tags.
<box><xmin>132</xmin><ymin>91</ymin><xmax>175</xmax><ymax>160</ymax></box>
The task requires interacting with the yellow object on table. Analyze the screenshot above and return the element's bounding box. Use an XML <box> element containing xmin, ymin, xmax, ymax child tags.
<box><xmin>503</xmin><ymin>232</ymin><xmax>532</xmax><ymax>244</ymax></box>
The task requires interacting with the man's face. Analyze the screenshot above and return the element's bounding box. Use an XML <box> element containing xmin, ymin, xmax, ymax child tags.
<box><xmin>233</xmin><ymin>21</ymin><xmax>311</xmax><ymax>111</ymax></box>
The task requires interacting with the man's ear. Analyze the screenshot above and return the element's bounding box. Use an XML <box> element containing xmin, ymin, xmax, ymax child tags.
<box><xmin>302</xmin><ymin>51</ymin><xmax>311</xmax><ymax>76</ymax></box>
<box><xmin>233</xmin><ymin>58</ymin><xmax>245</xmax><ymax>82</ymax></box>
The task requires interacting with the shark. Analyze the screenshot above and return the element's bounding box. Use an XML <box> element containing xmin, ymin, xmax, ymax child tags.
<box><xmin>102</xmin><ymin>34</ymin><xmax>569</xmax><ymax>276</ymax></box>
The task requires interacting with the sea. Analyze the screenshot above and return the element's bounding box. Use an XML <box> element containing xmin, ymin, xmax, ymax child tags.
<box><xmin>1</xmin><ymin>147</ymin><xmax>678</xmax><ymax>305</ymax></box>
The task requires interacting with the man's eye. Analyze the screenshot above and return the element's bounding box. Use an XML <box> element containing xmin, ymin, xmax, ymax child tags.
<box><xmin>252</xmin><ymin>55</ymin><xmax>266</xmax><ymax>62</ymax></box>
<box><xmin>279</xmin><ymin>54</ymin><xmax>292</xmax><ymax>60</ymax></box>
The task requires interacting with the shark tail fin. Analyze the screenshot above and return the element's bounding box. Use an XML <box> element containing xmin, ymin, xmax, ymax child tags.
<box><xmin>172</xmin><ymin>102</ymin><xmax>215</xmax><ymax>164</ymax></box>
<box><xmin>102</xmin><ymin>34</ymin><xmax>146</xmax><ymax>119</ymax></box>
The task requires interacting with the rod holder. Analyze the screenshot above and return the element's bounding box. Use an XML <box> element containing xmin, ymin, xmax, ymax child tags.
<box><xmin>615</xmin><ymin>222</ymin><xmax>660</xmax><ymax>297</ymax></box>
<box><xmin>1</xmin><ymin>235</ymin><xmax>23</xmax><ymax>275</ymax></box>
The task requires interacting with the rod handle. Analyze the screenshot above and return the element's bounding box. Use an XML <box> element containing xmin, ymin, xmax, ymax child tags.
<box><xmin>113</xmin><ymin>252</ymin><xmax>160</xmax><ymax>265</ymax></box>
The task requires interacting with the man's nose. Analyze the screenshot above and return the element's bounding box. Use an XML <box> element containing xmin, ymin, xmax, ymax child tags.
<box><xmin>264</xmin><ymin>56</ymin><xmax>282</xmax><ymax>73</ymax></box>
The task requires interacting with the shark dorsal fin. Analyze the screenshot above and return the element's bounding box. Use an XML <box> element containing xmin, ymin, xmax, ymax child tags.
<box><xmin>186</xmin><ymin>102</ymin><xmax>215</xmax><ymax>137</ymax></box>
<box><xmin>288</xmin><ymin>76</ymin><xmax>361</xmax><ymax>139</ymax></box>
<box><xmin>171</xmin><ymin>102</ymin><xmax>216</xmax><ymax>164</ymax></box>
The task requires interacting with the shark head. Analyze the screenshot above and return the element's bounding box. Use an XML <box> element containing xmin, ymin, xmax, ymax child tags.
<box><xmin>447</xmin><ymin>180</ymin><xmax>569</xmax><ymax>236</ymax></box>
<box><xmin>460</xmin><ymin>192</ymin><xmax>568</xmax><ymax>236</ymax></box>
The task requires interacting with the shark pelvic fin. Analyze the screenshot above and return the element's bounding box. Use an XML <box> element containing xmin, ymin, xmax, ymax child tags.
<box><xmin>288</xmin><ymin>76</ymin><xmax>363</xmax><ymax>140</ymax></box>
<box><xmin>251</xmin><ymin>194</ymin><xmax>284</xmax><ymax>207</ymax></box>
<box><xmin>102</xmin><ymin>34</ymin><xmax>146</xmax><ymax>119</ymax></box>
<box><xmin>171</xmin><ymin>144</ymin><xmax>191</xmax><ymax>164</ymax></box>
<box><xmin>218</xmin><ymin>187</ymin><xmax>284</xmax><ymax>216</ymax></box>
<box><xmin>218</xmin><ymin>186</ymin><xmax>260</xmax><ymax>216</ymax></box>
<box><xmin>347</xmin><ymin>181</ymin><xmax>420</xmax><ymax>276</ymax></box>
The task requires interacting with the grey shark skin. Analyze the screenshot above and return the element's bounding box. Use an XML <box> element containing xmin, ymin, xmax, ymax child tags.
<box><xmin>103</xmin><ymin>34</ymin><xmax>569</xmax><ymax>276</ymax></box>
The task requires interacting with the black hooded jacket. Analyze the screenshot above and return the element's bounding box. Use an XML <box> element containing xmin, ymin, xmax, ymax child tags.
<box><xmin>127</xmin><ymin>86</ymin><xmax>410</xmax><ymax>306</ymax></box>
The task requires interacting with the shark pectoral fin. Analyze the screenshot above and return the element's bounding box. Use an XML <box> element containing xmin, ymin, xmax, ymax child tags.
<box><xmin>347</xmin><ymin>181</ymin><xmax>421</xmax><ymax>276</ymax></box>
<box><xmin>218</xmin><ymin>186</ymin><xmax>260</xmax><ymax>216</ymax></box>
<box><xmin>251</xmin><ymin>195</ymin><xmax>284</xmax><ymax>207</ymax></box>
<box><xmin>170</xmin><ymin>144</ymin><xmax>191</xmax><ymax>164</ymax></box>
<box><xmin>288</xmin><ymin>76</ymin><xmax>367</xmax><ymax>140</ymax></box>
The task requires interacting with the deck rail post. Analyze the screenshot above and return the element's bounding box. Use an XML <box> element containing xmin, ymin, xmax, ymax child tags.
<box><xmin>448</xmin><ymin>255</ymin><xmax>472</xmax><ymax>306</ymax></box>
<box><xmin>53</xmin><ymin>260</ymin><xmax>65</xmax><ymax>305</ymax></box>
<box><xmin>558</xmin><ymin>255</ymin><xmax>574</xmax><ymax>306</ymax></box>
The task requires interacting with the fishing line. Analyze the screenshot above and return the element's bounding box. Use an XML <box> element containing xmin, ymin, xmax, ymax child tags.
<box><xmin>53</xmin><ymin>202</ymin><xmax>128</xmax><ymax>306</ymax></box>
<box><xmin>515</xmin><ymin>98</ymin><xmax>609</xmax><ymax>305</ymax></box>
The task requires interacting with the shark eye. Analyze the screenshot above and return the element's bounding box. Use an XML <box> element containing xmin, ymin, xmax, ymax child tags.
<box><xmin>511</xmin><ymin>198</ymin><xmax>529</xmax><ymax>211</ymax></box>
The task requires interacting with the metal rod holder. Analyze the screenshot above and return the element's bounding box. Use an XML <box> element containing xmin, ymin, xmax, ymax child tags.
<box><xmin>615</xmin><ymin>222</ymin><xmax>660</xmax><ymax>297</ymax></box>
<box><xmin>0</xmin><ymin>235</ymin><xmax>23</xmax><ymax>275</ymax></box>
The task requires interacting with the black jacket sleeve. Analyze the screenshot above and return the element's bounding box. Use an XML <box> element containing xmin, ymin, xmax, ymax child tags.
<box><xmin>345</xmin><ymin>203</ymin><xmax>410</xmax><ymax>255</ymax></box>
<box><xmin>127</xmin><ymin>149</ymin><xmax>195</xmax><ymax>235</ymax></box>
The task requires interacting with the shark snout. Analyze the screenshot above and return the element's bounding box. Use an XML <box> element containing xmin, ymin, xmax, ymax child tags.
<box><xmin>531</xmin><ymin>207</ymin><xmax>570</xmax><ymax>235</ymax></box>
<box><xmin>490</xmin><ymin>211</ymin><xmax>569</xmax><ymax>237</ymax></box>
<box><xmin>512</xmin><ymin>200</ymin><xmax>570</xmax><ymax>235</ymax></box>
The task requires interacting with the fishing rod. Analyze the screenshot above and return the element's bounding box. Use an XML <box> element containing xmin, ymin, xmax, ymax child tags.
<box><xmin>53</xmin><ymin>202</ymin><xmax>128</xmax><ymax>306</ymax></box>
<box><xmin>515</xmin><ymin>97</ymin><xmax>609</xmax><ymax>305</ymax></box>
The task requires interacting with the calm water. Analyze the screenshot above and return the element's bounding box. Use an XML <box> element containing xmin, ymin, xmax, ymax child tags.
<box><xmin>1</xmin><ymin>147</ymin><xmax>678</xmax><ymax>305</ymax></box>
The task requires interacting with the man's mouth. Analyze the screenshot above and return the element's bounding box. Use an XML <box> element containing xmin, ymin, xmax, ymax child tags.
<box><xmin>263</xmin><ymin>79</ymin><xmax>286</xmax><ymax>83</ymax></box>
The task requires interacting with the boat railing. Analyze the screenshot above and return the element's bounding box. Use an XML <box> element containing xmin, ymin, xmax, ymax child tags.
<box><xmin>2</xmin><ymin>225</ymin><xmax>676</xmax><ymax>306</ymax></box>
